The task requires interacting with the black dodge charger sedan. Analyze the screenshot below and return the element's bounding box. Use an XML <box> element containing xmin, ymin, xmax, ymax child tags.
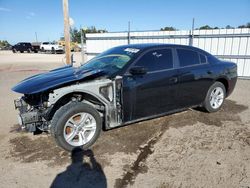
<box><xmin>12</xmin><ymin>44</ymin><xmax>237</xmax><ymax>151</ymax></box>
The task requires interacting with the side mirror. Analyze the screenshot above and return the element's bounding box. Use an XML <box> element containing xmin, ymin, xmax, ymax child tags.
<box><xmin>129</xmin><ymin>66</ymin><xmax>147</xmax><ymax>75</ymax></box>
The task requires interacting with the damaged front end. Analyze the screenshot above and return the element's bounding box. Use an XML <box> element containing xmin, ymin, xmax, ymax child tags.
<box><xmin>14</xmin><ymin>76</ymin><xmax>124</xmax><ymax>134</ymax></box>
<box><xmin>14</xmin><ymin>93</ymin><xmax>50</xmax><ymax>134</ymax></box>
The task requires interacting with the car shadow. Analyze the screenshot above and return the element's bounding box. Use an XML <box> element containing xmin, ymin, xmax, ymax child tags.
<box><xmin>50</xmin><ymin>147</ymin><xmax>107</xmax><ymax>188</ymax></box>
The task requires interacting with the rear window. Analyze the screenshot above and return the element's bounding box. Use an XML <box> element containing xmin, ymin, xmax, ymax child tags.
<box><xmin>177</xmin><ymin>49</ymin><xmax>200</xmax><ymax>67</ymax></box>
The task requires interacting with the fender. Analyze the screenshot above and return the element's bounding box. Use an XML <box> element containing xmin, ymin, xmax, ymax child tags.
<box><xmin>48</xmin><ymin>76</ymin><xmax>123</xmax><ymax>129</ymax></box>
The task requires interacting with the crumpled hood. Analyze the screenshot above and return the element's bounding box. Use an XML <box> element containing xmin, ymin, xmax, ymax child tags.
<box><xmin>12</xmin><ymin>65</ymin><xmax>105</xmax><ymax>94</ymax></box>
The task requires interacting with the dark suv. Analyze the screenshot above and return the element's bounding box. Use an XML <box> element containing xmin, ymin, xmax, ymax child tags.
<box><xmin>12</xmin><ymin>42</ymin><xmax>38</xmax><ymax>53</ymax></box>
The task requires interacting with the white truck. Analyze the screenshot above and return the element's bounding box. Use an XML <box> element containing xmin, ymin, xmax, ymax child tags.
<box><xmin>40</xmin><ymin>42</ymin><xmax>64</xmax><ymax>54</ymax></box>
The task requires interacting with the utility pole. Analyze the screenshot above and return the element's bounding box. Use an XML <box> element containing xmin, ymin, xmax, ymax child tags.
<box><xmin>62</xmin><ymin>0</ymin><xmax>71</xmax><ymax>65</ymax></box>
<box><xmin>35</xmin><ymin>32</ymin><xmax>38</xmax><ymax>42</ymax></box>
<box><xmin>128</xmin><ymin>21</ymin><xmax>130</xmax><ymax>44</ymax></box>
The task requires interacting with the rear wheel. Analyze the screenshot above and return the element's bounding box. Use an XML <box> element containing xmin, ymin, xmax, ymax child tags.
<box><xmin>203</xmin><ymin>82</ymin><xmax>226</xmax><ymax>112</ymax></box>
<box><xmin>51</xmin><ymin>102</ymin><xmax>102</xmax><ymax>151</ymax></box>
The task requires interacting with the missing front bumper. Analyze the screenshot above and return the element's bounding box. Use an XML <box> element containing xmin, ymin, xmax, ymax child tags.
<box><xmin>14</xmin><ymin>98</ymin><xmax>43</xmax><ymax>132</ymax></box>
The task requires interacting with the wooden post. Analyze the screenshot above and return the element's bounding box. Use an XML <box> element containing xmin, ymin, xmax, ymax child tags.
<box><xmin>80</xmin><ymin>27</ymin><xmax>86</xmax><ymax>63</ymax></box>
<box><xmin>63</xmin><ymin>0</ymin><xmax>71</xmax><ymax>65</ymax></box>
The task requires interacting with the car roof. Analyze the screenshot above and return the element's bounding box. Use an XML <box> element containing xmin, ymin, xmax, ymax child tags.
<box><xmin>116</xmin><ymin>43</ymin><xmax>209</xmax><ymax>54</ymax></box>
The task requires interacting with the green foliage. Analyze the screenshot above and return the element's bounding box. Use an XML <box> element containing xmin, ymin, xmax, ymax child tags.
<box><xmin>70</xmin><ymin>28</ymin><xmax>81</xmax><ymax>43</ymax></box>
<box><xmin>0</xmin><ymin>40</ymin><xmax>11</xmax><ymax>49</ymax></box>
<box><xmin>226</xmin><ymin>25</ymin><xmax>234</xmax><ymax>29</ymax></box>
<box><xmin>237</xmin><ymin>22</ymin><xmax>250</xmax><ymax>28</ymax></box>
<box><xmin>69</xmin><ymin>26</ymin><xmax>108</xmax><ymax>43</ymax></box>
<box><xmin>82</xmin><ymin>26</ymin><xmax>107</xmax><ymax>34</ymax></box>
<box><xmin>196</xmin><ymin>22</ymin><xmax>250</xmax><ymax>30</ymax></box>
<box><xmin>197</xmin><ymin>25</ymin><xmax>216</xmax><ymax>30</ymax></box>
<box><xmin>159</xmin><ymin>22</ymin><xmax>249</xmax><ymax>31</ymax></box>
<box><xmin>160</xmin><ymin>26</ymin><xmax>177</xmax><ymax>31</ymax></box>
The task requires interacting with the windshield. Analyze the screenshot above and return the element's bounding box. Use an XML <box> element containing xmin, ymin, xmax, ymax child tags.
<box><xmin>81</xmin><ymin>46</ymin><xmax>140</xmax><ymax>75</ymax></box>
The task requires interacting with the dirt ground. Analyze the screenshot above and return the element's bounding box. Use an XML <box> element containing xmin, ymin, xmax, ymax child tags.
<box><xmin>0</xmin><ymin>50</ymin><xmax>249</xmax><ymax>188</ymax></box>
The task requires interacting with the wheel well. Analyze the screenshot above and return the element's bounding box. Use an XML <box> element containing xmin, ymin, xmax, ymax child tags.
<box><xmin>216</xmin><ymin>78</ymin><xmax>228</xmax><ymax>94</ymax></box>
<box><xmin>47</xmin><ymin>92</ymin><xmax>105</xmax><ymax>121</ymax></box>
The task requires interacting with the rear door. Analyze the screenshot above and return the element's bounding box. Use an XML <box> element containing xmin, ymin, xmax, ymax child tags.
<box><xmin>176</xmin><ymin>48</ymin><xmax>213</xmax><ymax>108</ymax></box>
<box><xmin>123</xmin><ymin>48</ymin><xmax>179</xmax><ymax>120</ymax></box>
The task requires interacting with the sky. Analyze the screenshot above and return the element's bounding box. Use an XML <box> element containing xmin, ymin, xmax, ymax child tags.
<box><xmin>0</xmin><ymin>0</ymin><xmax>249</xmax><ymax>44</ymax></box>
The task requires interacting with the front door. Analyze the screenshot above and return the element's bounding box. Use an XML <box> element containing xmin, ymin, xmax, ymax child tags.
<box><xmin>123</xmin><ymin>48</ymin><xmax>179</xmax><ymax>121</ymax></box>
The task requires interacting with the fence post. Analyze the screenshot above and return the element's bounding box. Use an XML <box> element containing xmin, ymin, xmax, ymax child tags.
<box><xmin>189</xmin><ymin>18</ymin><xmax>195</xmax><ymax>46</ymax></box>
<box><xmin>128</xmin><ymin>21</ymin><xmax>130</xmax><ymax>44</ymax></box>
<box><xmin>81</xmin><ymin>28</ymin><xmax>86</xmax><ymax>63</ymax></box>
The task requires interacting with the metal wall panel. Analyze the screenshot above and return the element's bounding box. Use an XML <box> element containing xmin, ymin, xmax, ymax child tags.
<box><xmin>86</xmin><ymin>28</ymin><xmax>250</xmax><ymax>77</ymax></box>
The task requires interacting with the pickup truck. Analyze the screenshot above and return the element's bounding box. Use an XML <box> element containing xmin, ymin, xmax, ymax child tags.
<box><xmin>40</xmin><ymin>42</ymin><xmax>64</xmax><ymax>54</ymax></box>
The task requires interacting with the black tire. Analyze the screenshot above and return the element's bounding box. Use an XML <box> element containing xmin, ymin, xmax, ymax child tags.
<box><xmin>203</xmin><ymin>81</ymin><xmax>226</xmax><ymax>113</ymax></box>
<box><xmin>51</xmin><ymin>47</ymin><xmax>55</xmax><ymax>54</ymax></box>
<box><xmin>51</xmin><ymin>102</ymin><xmax>102</xmax><ymax>151</ymax></box>
<box><xmin>20</xmin><ymin>51</ymin><xmax>24</xmax><ymax>53</ymax></box>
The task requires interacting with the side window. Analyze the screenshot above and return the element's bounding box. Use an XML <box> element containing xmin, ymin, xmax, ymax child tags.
<box><xmin>177</xmin><ymin>49</ymin><xmax>200</xmax><ymax>67</ymax></box>
<box><xmin>199</xmin><ymin>54</ymin><xmax>207</xmax><ymax>64</ymax></box>
<box><xmin>135</xmin><ymin>49</ymin><xmax>173</xmax><ymax>71</ymax></box>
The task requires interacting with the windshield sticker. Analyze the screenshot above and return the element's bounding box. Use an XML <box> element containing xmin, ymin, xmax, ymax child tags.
<box><xmin>152</xmin><ymin>52</ymin><xmax>162</xmax><ymax>58</ymax></box>
<box><xmin>124</xmin><ymin>48</ymin><xmax>140</xmax><ymax>53</ymax></box>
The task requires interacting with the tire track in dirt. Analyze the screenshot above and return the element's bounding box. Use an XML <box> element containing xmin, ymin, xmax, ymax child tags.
<box><xmin>114</xmin><ymin>100</ymin><xmax>248</xmax><ymax>188</ymax></box>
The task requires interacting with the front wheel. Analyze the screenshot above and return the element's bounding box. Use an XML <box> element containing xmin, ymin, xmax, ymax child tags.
<box><xmin>51</xmin><ymin>102</ymin><xmax>102</xmax><ymax>151</ymax></box>
<box><xmin>203</xmin><ymin>82</ymin><xmax>226</xmax><ymax>112</ymax></box>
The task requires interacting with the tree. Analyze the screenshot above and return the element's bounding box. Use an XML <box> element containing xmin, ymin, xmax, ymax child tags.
<box><xmin>82</xmin><ymin>26</ymin><xmax>107</xmax><ymax>34</ymax></box>
<box><xmin>198</xmin><ymin>25</ymin><xmax>214</xmax><ymax>30</ymax></box>
<box><xmin>0</xmin><ymin>40</ymin><xmax>11</xmax><ymax>49</ymax></box>
<box><xmin>226</xmin><ymin>25</ymin><xmax>234</xmax><ymax>29</ymax></box>
<box><xmin>69</xmin><ymin>26</ymin><xmax>108</xmax><ymax>43</ymax></box>
<box><xmin>238</xmin><ymin>22</ymin><xmax>250</xmax><ymax>28</ymax></box>
<box><xmin>160</xmin><ymin>26</ymin><xmax>177</xmax><ymax>31</ymax></box>
<box><xmin>70</xmin><ymin>28</ymin><xmax>81</xmax><ymax>43</ymax></box>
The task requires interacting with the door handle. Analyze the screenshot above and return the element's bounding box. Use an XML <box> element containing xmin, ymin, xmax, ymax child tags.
<box><xmin>169</xmin><ymin>77</ymin><xmax>178</xmax><ymax>84</ymax></box>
